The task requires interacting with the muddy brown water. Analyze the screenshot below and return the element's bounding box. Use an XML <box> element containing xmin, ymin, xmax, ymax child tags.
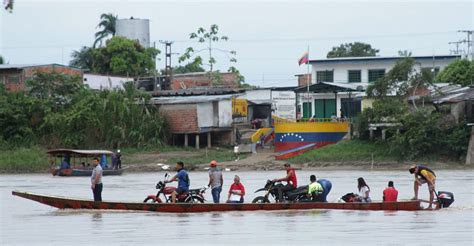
<box><xmin>1</xmin><ymin>170</ymin><xmax>473</xmax><ymax>245</ymax></box>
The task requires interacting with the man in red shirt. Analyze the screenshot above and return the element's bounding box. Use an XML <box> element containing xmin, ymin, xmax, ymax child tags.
<box><xmin>383</xmin><ymin>181</ymin><xmax>398</xmax><ymax>202</ymax></box>
<box><xmin>273</xmin><ymin>163</ymin><xmax>297</xmax><ymax>202</ymax></box>
<box><xmin>227</xmin><ymin>175</ymin><xmax>245</xmax><ymax>203</ymax></box>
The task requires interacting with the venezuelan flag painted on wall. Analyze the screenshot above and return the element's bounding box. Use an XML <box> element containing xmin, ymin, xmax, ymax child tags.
<box><xmin>274</xmin><ymin>122</ymin><xmax>349</xmax><ymax>158</ymax></box>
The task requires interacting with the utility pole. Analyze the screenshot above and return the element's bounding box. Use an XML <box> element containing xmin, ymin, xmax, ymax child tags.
<box><xmin>159</xmin><ymin>40</ymin><xmax>173</xmax><ymax>90</ymax></box>
<box><xmin>449</xmin><ymin>40</ymin><xmax>463</xmax><ymax>55</ymax></box>
<box><xmin>459</xmin><ymin>30</ymin><xmax>473</xmax><ymax>60</ymax></box>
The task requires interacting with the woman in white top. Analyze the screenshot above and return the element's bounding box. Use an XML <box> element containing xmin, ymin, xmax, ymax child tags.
<box><xmin>356</xmin><ymin>177</ymin><xmax>371</xmax><ymax>202</ymax></box>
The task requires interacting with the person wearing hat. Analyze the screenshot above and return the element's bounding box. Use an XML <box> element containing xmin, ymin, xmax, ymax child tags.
<box><xmin>409</xmin><ymin>165</ymin><xmax>436</xmax><ymax>208</ymax></box>
<box><xmin>208</xmin><ymin>160</ymin><xmax>223</xmax><ymax>203</ymax></box>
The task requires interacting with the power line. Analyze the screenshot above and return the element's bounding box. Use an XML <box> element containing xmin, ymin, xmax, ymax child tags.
<box><xmin>458</xmin><ymin>30</ymin><xmax>473</xmax><ymax>60</ymax></box>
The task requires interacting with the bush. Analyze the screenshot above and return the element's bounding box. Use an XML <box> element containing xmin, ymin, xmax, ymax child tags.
<box><xmin>0</xmin><ymin>72</ymin><xmax>169</xmax><ymax>149</ymax></box>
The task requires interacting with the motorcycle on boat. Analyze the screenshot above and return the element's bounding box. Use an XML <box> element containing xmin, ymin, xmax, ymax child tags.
<box><xmin>143</xmin><ymin>173</ymin><xmax>207</xmax><ymax>203</ymax></box>
<box><xmin>252</xmin><ymin>180</ymin><xmax>309</xmax><ymax>203</ymax></box>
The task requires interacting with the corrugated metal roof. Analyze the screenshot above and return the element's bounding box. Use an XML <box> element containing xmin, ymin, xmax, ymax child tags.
<box><xmin>432</xmin><ymin>86</ymin><xmax>474</xmax><ymax>104</ymax></box>
<box><xmin>151</xmin><ymin>94</ymin><xmax>234</xmax><ymax>104</ymax></box>
<box><xmin>152</xmin><ymin>87</ymin><xmax>244</xmax><ymax>97</ymax></box>
<box><xmin>309</xmin><ymin>55</ymin><xmax>460</xmax><ymax>64</ymax></box>
<box><xmin>0</xmin><ymin>64</ymin><xmax>82</xmax><ymax>70</ymax></box>
<box><xmin>0</xmin><ymin>64</ymin><xmax>43</xmax><ymax>69</ymax></box>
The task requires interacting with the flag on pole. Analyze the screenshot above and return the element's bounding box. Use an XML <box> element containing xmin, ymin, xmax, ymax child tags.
<box><xmin>298</xmin><ymin>51</ymin><xmax>309</xmax><ymax>66</ymax></box>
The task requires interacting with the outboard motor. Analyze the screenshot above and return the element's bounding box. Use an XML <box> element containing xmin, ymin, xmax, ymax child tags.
<box><xmin>437</xmin><ymin>191</ymin><xmax>454</xmax><ymax>208</ymax></box>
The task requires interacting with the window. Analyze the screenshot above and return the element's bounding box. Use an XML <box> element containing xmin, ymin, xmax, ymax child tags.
<box><xmin>368</xmin><ymin>69</ymin><xmax>385</xmax><ymax>83</ymax></box>
<box><xmin>7</xmin><ymin>74</ymin><xmax>20</xmax><ymax>84</ymax></box>
<box><xmin>316</xmin><ymin>70</ymin><xmax>334</xmax><ymax>83</ymax></box>
<box><xmin>348</xmin><ymin>70</ymin><xmax>361</xmax><ymax>83</ymax></box>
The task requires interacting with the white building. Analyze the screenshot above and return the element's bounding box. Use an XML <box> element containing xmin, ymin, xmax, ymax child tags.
<box><xmin>309</xmin><ymin>55</ymin><xmax>459</xmax><ymax>84</ymax></box>
<box><xmin>296</xmin><ymin>55</ymin><xmax>460</xmax><ymax>119</ymax></box>
<box><xmin>238</xmin><ymin>88</ymin><xmax>297</xmax><ymax>123</ymax></box>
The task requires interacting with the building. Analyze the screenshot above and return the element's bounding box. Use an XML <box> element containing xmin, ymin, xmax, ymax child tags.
<box><xmin>236</xmin><ymin>87</ymin><xmax>297</xmax><ymax>124</ymax></box>
<box><xmin>83</xmin><ymin>73</ymin><xmax>133</xmax><ymax>90</ymax></box>
<box><xmin>309</xmin><ymin>55</ymin><xmax>460</xmax><ymax>84</ymax></box>
<box><xmin>116</xmin><ymin>18</ymin><xmax>150</xmax><ymax>48</ymax></box>
<box><xmin>0</xmin><ymin>64</ymin><xmax>83</xmax><ymax>92</ymax></box>
<box><xmin>136</xmin><ymin>72</ymin><xmax>239</xmax><ymax>91</ymax></box>
<box><xmin>151</xmin><ymin>95</ymin><xmax>234</xmax><ymax>148</ymax></box>
<box><xmin>294</xmin><ymin>55</ymin><xmax>461</xmax><ymax>119</ymax></box>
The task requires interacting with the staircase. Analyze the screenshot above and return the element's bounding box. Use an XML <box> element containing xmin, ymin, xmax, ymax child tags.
<box><xmin>235</xmin><ymin>123</ymin><xmax>257</xmax><ymax>153</ymax></box>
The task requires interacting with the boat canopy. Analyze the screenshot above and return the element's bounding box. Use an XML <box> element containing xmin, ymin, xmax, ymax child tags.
<box><xmin>47</xmin><ymin>149</ymin><xmax>115</xmax><ymax>157</ymax></box>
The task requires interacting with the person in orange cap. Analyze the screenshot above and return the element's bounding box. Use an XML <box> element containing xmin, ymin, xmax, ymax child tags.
<box><xmin>208</xmin><ymin>160</ymin><xmax>223</xmax><ymax>203</ymax></box>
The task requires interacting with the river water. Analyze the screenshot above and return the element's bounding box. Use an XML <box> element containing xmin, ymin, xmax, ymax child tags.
<box><xmin>1</xmin><ymin>170</ymin><xmax>473</xmax><ymax>245</ymax></box>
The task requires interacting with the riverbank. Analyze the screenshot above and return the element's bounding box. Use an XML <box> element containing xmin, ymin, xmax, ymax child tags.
<box><xmin>0</xmin><ymin>141</ymin><xmax>471</xmax><ymax>173</ymax></box>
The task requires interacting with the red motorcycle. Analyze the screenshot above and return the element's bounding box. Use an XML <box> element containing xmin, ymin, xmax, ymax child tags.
<box><xmin>143</xmin><ymin>173</ymin><xmax>207</xmax><ymax>203</ymax></box>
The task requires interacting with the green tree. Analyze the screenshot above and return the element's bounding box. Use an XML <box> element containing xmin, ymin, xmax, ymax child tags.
<box><xmin>327</xmin><ymin>42</ymin><xmax>379</xmax><ymax>58</ymax></box>
<box><xmin>435</xmin><ymin>59</ymin><xmax>474</xmax><ymax>86</ymax></box>
<box><xmin>366</xmin><ymin>58</ymin><xmax>416</xmax><ymax>98</ymax></box>
<box><xmin>69</xmin><ymin>46</ymin><xmax>95</xmax><ymax>70</ymax></box>
<box><xmin>179</xmin><ymin>24</ymin><xmax>236</xmax><ymax>72</ymax></box>
<box><xmin>0</xmin><ymin>55</ymin><xmax>4</xmax><ymax>64</ymax></box>
<box><xmin>94</xmin><ymin>13</ymin><xmax>118</xmax><ymax>48</ymax></box>
<box><xmin>173</xmin><ymin>57</ymin><xmax>205</xmax><ymax>74</ymax></box>
<box><xmin>92</xmin><ymin>36</ymin><xmax>160</xmax><ymax>76</ymax></box>
<box><xmin>26</xmin><ymin>72</ymin><xmax>83</xmax><ymax>108</ymax></box>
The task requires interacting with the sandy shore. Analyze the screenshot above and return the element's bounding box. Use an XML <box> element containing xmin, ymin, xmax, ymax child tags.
<box><xmin>124</xmin><ymin>150</ymin><xmax>472</xmax><ymax>173</ymax></box>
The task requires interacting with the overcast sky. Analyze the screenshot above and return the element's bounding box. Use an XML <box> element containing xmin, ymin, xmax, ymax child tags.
<box><xmin>1</xmin><ymin>0</ymin><xmax>473</xmax><ymax>87</ymax></box>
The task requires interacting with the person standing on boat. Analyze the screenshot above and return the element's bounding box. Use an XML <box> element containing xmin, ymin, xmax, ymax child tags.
<box><xmin>91</xmin><ymin>157</ymin><xmax>103</xmax><ymax>202</ymax></box>
<box><xmin>227</xmin><ymin>175</ymin><xmax>245</xmax><ymax>203</ymax></box>
<box><xmin>355</xmin><ymin>177</ymin><xmax>371</xmax><ymax>202</ymax></box>
<box><xmin>208</xmin><ymin>160</ymin><xmax>223</xmax><ymax>203</ymax></box>
<box><xmin>116</xmin><ymin>149</ymin><xmax>122</xmax><ymax>169</ymax></box>
<box><xmin>166</xmin><ymin>161</ymin><xmax>190</xmax><ymax>203</ymax></box>
<box><xmin>273</xmin><ymin>163</ymin><xmax>297</xmax><ymax>202</ymax></box>
<box><xmin>409</xmin><ymin>165</ymin><xmax>436</xmax><ymax>208</ymax></box>
<box><xmin>383</xmin><ymin>181</ymin><xmax>398</xmax><ymax>202</ymax></box>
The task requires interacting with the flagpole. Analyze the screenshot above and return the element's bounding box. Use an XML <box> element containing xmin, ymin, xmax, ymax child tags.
<box><xmin>306</xmin><ymin>46</ymin><xmax>310</xmax><ymax>119</ymax></box>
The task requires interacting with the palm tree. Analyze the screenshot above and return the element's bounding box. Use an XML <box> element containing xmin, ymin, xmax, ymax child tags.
<box><xmin>93</xmin><ymin>13</ymin><xmax>118</xmax><ymax>48</ymax></box>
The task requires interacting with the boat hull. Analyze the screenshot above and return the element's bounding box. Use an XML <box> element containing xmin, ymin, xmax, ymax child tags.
<box><xmin>12</xmin><ymin>191</ymin><xmax>424</xmax><ymax>213</ymax></box>
<box><xmin>51</xmin><ymin>168</ymin><xmax>123</xmax><ymax>177</ymax></box>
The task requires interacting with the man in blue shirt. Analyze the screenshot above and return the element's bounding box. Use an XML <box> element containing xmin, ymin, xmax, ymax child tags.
<box><xmin>166</xmin><ymin>161</ymin><xmax>190</xmax><ymax>203</ymax></box>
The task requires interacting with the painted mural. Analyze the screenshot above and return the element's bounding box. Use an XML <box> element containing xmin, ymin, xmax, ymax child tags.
<box><xmin>274</xmin><ymin>121</ymin><xmax>349</xmax><ymax>159</ymax></box>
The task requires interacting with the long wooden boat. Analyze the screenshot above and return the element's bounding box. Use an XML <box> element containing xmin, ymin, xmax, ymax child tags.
<box><xmin>12</xmin><ymin>191</ymin><xmax>425</xmax><ymax>213</ymax></box>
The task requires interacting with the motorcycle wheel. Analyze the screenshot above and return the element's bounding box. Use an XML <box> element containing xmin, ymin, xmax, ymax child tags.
<box><xmin>252</xmin><ymin>196</ymin><xmax>270</xmax><ymax>204</ymax></box>
<box><xmin>185</xmin><ymin>195</ymin><xmax>204</xmax><ymax>203</ymax></box>
<box><xmin>143</xmin><ymin>197</ymin><xmax>163</xmax><ymax>203</ymax></box>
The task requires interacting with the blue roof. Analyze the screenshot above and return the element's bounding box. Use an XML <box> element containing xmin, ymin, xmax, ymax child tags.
<box><xmin>308</xmin><ymin>55</ymin><xmax>460</xmax><ymax>64</ymax></box>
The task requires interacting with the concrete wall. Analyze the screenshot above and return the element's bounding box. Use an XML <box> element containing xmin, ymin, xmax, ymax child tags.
<box><xmin>242</xmin><ymin>89</ymin><xmax>271</xmax><ymax>101</ymax></box>
<box><xmin>311</xmin><ymin>57</ymin><xmax>457</xmax><ymax>83</ymax></box>
<box><xmin>83</xmin><ymin>74</ymin><xmax>131</xmax><ymax>90</ymax></box>
<box><xmin>218</xmin><ymin>100</ymin><xmax>233</xmax><ymax>127</ymax></box>
<box><xmin>197</xmin><ymin>102</ymin><xmax>214</xmax><ymax>127</ymax></box>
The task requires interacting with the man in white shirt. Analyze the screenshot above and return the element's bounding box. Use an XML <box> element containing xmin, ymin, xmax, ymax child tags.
<box><xmin>91</xmin><ymin>157</ymin><xmax>103</xmax><ymax>201</ymax></box>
